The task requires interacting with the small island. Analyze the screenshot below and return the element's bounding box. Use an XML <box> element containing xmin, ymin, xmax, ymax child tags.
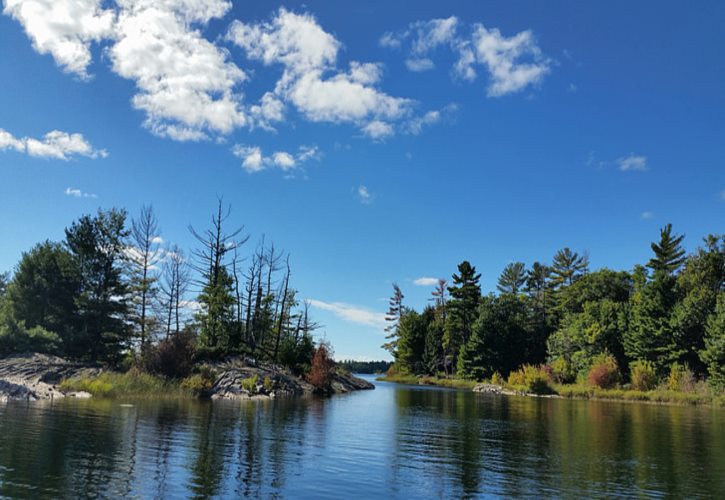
<box><xmin>0</xmin><ymin>203</ymin><xmax>372</xmax><ymax>402</ymax></box>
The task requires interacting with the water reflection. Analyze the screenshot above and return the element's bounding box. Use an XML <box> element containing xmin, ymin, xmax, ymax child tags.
<box><xmin>0</xmin><ymin>381</ymin><xmax>723</xmax><ymax>499</ymax></box>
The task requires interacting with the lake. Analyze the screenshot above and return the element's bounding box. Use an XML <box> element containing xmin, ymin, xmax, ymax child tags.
<box><xmin>1</xmin><ymin>376</ymin><xmax>723</xmax><ymax>498</ymax></box>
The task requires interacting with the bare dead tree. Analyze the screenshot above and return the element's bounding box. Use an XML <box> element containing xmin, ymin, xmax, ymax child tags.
<box><xmin>128</xmin><ymin>205</ymin><xmax>162</xmax><ymax>347</ymax></box>
<box><xmin>273</xmin><ymin>254</ymin><xmax>292</xmax><ymax>362</ymax></box>
<box><xmin>159</xmin><ymin>245</ymin><xmax>191</xmax><ymax>337</ymax></box>
<box><xmin>188</xmin><ymin>197</ymin><xmax>248</xmax><ymax>289</ymax></box>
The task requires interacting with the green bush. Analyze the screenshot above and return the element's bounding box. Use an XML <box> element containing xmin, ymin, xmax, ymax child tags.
<box><xmin>508</xmin><ymin>365</ymin><xmax>554</xmax><ymax>394</ymax></box>
<box><xmin>241</xmin><ymin>374</ymin><xmax>259</xmax><ymax>394</ymax></box>
<box><xmin>667</xmin><ymin>363</ymin><xmax>695</xmax><ymax>392</ymax></box>
<box><xmin>550</xmin><ymin>358</ymin><xmax>576</xmax><ymax>384</ymax></box>
<box><xmin>587</xmin><ymin>353</ymin><xmax>620</xmax><ymax>389</ymax></box>
<box><xmin>263</xmin><ymin>376</ymin><xmax>274</xmax><ymax>393</ymax></box>
<box><xmin>490</xmin><ymin>372</ymin><xmax>505</xmax><ymax>386</ymax></box>
<box><xmin>630</xmin><ymin>360</ymin><xmax>658</xmax><ymax>391</ymax></box>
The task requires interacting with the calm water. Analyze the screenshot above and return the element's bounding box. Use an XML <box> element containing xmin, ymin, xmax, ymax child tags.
<box><xmin>1</xmin><ymin>376</ymin><xmax>723</xmax><ymax>499</ymax></box>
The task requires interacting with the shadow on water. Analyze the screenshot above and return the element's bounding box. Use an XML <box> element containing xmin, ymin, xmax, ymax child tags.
<box><xmin>0</xmin><ymin>381</ymin><xmax>723</xmax><ymax>498</ymax></box>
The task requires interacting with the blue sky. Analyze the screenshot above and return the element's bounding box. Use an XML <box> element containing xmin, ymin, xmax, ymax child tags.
<box><xmin>1</xmin><ymin>1</ymin><xmax>723</xmax><ymax>361</ymax></box>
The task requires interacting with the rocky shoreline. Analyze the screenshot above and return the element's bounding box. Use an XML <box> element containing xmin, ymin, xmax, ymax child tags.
<box><xmin>0</xmin><ymin>353</ymin><xmax>374</xmax><ymax>402</ymax></box>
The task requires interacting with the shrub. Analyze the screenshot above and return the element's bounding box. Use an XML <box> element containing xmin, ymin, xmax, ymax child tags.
<box><xmin>59</xmin><ymin>368</ymin><xmax>174</xmax><ymax>398</ymax></box>
<box><xmin>667</xmin><ymin>363</ymin><xmax>696</xmax><ymax>392</ymax></box>
<box><xmin>508</xmin><ymin>365</ymin><xmax>554</xmax><ymax>394</ymax></box>
<box><xmin>307</xmin><ymin>342</ymin><xmax>335</xmax><ymax>393</ymax></box>
<box><xmin>491</xmin><ymin>372</ymin><xmax>505</xmax><ymax>386</ymax></box>
<box><xmin>140</xmin><ymin>331</ymin><xmax>196</xmax><ymax>379</ymax></box>
<box><xmin>630</xmin><ymin>360</ymin><xmax>658</xmax><ymax>391</ymax></box>
<box><xmin>587</xmin><ymin>353</ymin><xmax>620</xmax><ymax>389</ymax></box>
<box><xmin>180</xmin><ymin>365</ymin><xmax>216</xmax><ymax>397</ymax></box>
<box><xmin>241</xmin><ymin>374</ymin><xmax>259</xmax><ymax>394</ymax></box>
<box><xmin>263</xmin><ymin>376</ymin><xmax>274</xmax><ymax>393</ymax></box>
<box><xmin>550</xmin><ymin>357</ymin><xmax>576</xmax><ymax>384</ymax></box>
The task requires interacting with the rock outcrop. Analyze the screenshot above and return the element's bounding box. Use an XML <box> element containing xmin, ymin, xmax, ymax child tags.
<box><xmin>0</xmin><ymin>353</ymin><xmax>101</xmax><ymax>402</ymax></box>
<box><xmin>0</xmin><ymin>353</ymin><xmax>374</xmax><ymax>402</ymax></box>
<box><xmin>207</xmin><ymin>356</ymin><xmax>374</xmax><ymax>400</ymax></box>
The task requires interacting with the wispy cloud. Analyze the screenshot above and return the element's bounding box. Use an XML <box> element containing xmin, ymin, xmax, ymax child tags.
<box><xmin>232</xmin><ymin>144</ymin><xmax>320</xmax><ymax>174</ymax></box>
<box><xmin>413</xmin><ymin>276</ymin><xmax>439</xmax><ymax>286</ymax></box>
<box><xmin>640</xmin><ymin>211</ymin><xmax>654</xmax><ymax>220</ymax></box>
<box><xmin>1</xmin><ymin>128</ymin><xmax>107</xmax><ymax>160</ymax></box>
<box><xmin>381</xmin><ymin>16</ymin><xmax>551</xmax><ymax>97</ymax></box>
<box><xmin>617</xmin><ymin>154</ymin><xmax>648</xmax><ymax>172</ymax></box>
<box><xmin>719</xmin><ymin>189</ymin><xmax>725</xmax><ymax>201</ymax></box>
<box><xmin>308</xmin><ymin>299</ymin><xmax>387</xmax><ymax>329</ymax></box>
<box><xmin>65</xmin><ymin>187</ymin><xmax>97</xmax><ymax>199</ymax></box>
<box><xmin>357</xmin><ymin>185</ymin><xmax>373</xmax><ymax>204</ymax></box>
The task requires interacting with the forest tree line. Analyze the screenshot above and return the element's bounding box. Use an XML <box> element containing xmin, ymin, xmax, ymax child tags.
<box><xmin>0</xmin><ymin>201</ymin><xmax>323</xmax><ymax>376</ymax></box>
<box><xmin>383</xmin><ymin>225</ymin><xmax>725</xmax><ymax>389</ymax></box>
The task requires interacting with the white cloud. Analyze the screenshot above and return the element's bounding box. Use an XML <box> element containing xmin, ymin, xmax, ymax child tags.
<box><xmin>65</xmin><ymin>187</ymin><xmax>97</xmax><ymax>198</ymax></box>
<box><xmin>109</xmin><ymin>0</ymin><xmax>247</xmax><ymax>141</ymax></box>
<box><xmin>404</xmin><ymin>103</ymin><xmax>458</xmax><ymax>135</ymax></box>
<box><xmin>232</xmin><ymin>143</ymin><xmax>319</xmax><ymax>173</ymax></box>
<box><xmin>413</xmin><ymin>277</ymin><xmax>439</xmax><ymax>286</ymax></box>
<box><xmin>459</xmin><ymin>24</ymin><xmax>550</xmax><ymax>97</ymax></box>
<box><xmin>5</xmin><ymin>0</ymin><xmax>247</xmax><ymax>141</ymax></box>
<box><xmin>617</xmin><ymin>154</ymin><xmax>648</xmax><ymax>172</ymax></box>
<box><xmin>308</xmin><ymin>299</ymin><xmax>387</xmax><ymax>329</ymax></box>
<box><xmin>719</xmin><ymin>190</ymin><xmax>725</xmax><ymax>201</ymax></box>
<box><xmin>357</xmin><ymin>185</ymin><xmax>372</xmax><ymax>204</ymax></box>
<box><xmin>361</xmin><ymin>120</ymin><xmax>394</xmax><ymax>140</ymax></box>
<box><xmin>2</xmin><ymin>0</ymin><xmax>115</xmax><ymax>79</ymax></box>
<box><xmin>640</xmin><ymin>211</ymin><xmax>654</xmax><ymax>220</ymax></box>
<box><xmin>382</xmin><ymin>17</ymin><xmax>550</xmax><ymax>97</ymax></box>
<box><xmin>405</xmin><ymin>58</ymin><xmax>435</xmax><ymax>72</ymax></box>
<box><xmin>0</xmin><ymin>128</ymin><xmax>106</xmax><ymax>160</ymax></box>
<box><xmin>227</xmin><ymin>8</ymin><xmax>412</xmax><ymax>136</ymax></box>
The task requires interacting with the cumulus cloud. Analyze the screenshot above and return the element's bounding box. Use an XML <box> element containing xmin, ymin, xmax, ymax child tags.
<box><xmin>0</xmin><ymin>127</ymin><xmax>107</xmax><ymax>160</ymax></box>
<box><xmin>413</xmin><ymin>277</ymin><xmax>439</xmax><ymax>286</ymax></box>
<box><xmin>232</xmin><ymin>143</ymin><xmax>320</xmax><ymax>173</ymax></box>
<box><xmin>382</xmin><ymin>16</ymin><xmax>550</xmax><ymax>97</ymax></box>
<box><xmin>617</xmin><ymin>154</ymin><xmax>648</xmax><ymax>172</ymax></box>
<box><xmin>308</xmin><ymin>299</ymin><xmax>387</xmax><ymax>329</ymax></box>
<box><xmin>404</xmin><ymin>103</ymin><xmax>458</xmax><ymax>135</ymax></box>
<box><xmin>109</xmin><ymin>0</ymin><xmax>247</xmax><ymax>140</ymax></box>
<box><xmin>65</xmin><ymin>187</ymin><xmax>97</xmax><ymax>198</ymax></box>
<box><xmin>227</xmin><ymin>8</ymin><xmax>412</xmax><ymax>136</ymax></box>
<box><xmin>2</xmin><ymin>0</ymin><xmax>115</xmax><ymax>79</ymax></box>
<box><xmin>357</xmin><ymin>185</ymin><xmax>373</xmax><ymax>204</ymax></box>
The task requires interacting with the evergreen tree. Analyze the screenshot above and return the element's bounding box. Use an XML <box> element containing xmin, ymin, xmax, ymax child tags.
<box><xmin>381</xmin><ymin>283</ymin><xmax>404</xmax><ymax>356</ymax></box>
<box><xmin>648</xmin><ymin>223</ymin><xmax>686</xmax><ymax>275</ymax></box>
<box><xmin>396</xmin><ymin>307</ymin><xmax>432</xmax><ymax>374</ymax></box>
<box><xmin>444</xmin><ymin>261</ymin><xmax>481</xmax><ymax>373</ymax></box>
<box><xmin>65</xmin><ymin>209</ymin><xmax>131</xmax><ymax>362</ymax></box>
<box><xmin>550</xmin><ymin>248</ymin><xmax>589</xmax><ymax>289</ymax></box>
<box><xmin>423</xmin><ymin>279</ymin><xmax>447</xmax><ymax>375</ymax></box>
<box><xmin>497</xmin><ymin>262</ymin><xmax>526</xmax><ymax>295</ymax></box>
<box><xmin>701</xmin><ymin>292</ymin><xmax>725</xmax><ymax>388</ymax></box>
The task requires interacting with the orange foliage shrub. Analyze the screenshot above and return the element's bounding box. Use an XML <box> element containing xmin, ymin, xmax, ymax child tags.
<box><xmin>587</xmin><ymin>353</ymin><xmax>620</xmax><ymax>389</ymax></box>
<box><xmin>307</xmin><ymin>342</ymin><xmax>334</xmax><ymax>393</ymax></box>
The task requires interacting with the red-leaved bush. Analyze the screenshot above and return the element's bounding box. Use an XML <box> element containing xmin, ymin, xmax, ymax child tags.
<box><xmin>307</xmin><ymin>342</ymin><xmax>334</xmax><ymax>393</ymax></box>
<box><xmin>587</xmin><ymin>353</ymin><xmax>620</xmax><ymax>389</ymax></box>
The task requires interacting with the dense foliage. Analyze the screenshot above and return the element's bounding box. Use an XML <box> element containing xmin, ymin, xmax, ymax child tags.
<box><xmin>337</xmin><ymin>360</ymin><xmax>392</xmax><ymax>374</ymax></box>
<box><xmin>0</xmin><ymin>202</ymin><xmax>324</xmax><ymax>378</ymax></box>
<box><xmin>384</xmin><ymin>226</ymin><xmax>724</xmax><ymax>389</ymax></box>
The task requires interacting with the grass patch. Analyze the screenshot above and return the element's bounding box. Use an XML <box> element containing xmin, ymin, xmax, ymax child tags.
<box><xmin>59</xmin><ymin>368</ymin><xmax>193</xmax><ymax>399</ymax></box>
<box><xmin>377</xmin><ymin>374</ymin><xmax>477</xmax><ymax>390</ymax></box>
<box><xmin>553</xmin><ymin>383</ymin><xmax>724</xmax><ymax>406</ymax></box>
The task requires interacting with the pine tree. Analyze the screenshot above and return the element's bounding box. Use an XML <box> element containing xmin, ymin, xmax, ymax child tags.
<box><xmin>444</xmin><ymin>261</ymin><xmax>481</xmax><ymax>373</ymax></box>
<box><xmin>648</xmin><ymin>223</ymin><xmax>686</xmax><ymax>275</ymax></box>
<box><xmin>700</xmin><ymin>293</ymin><xmax>725</xmax><ymax>388</ymax></box>
<box><xmin>497</xmin><ymin>262</ymin><xmax>526</xmax><ymax>295</ymax></box>
<box><xmin>550</xmin><ymin>248</ymin><xmax>589</xmax><ymax>289</ymax></box>
<box><xmin>64</xmin><ymin>209</ymin><xmax>131</xmax><ymax>362</ymax></box>
<box><xmin>381</xmin><ymin>283</ymin><xmax>404</xmax><ymax>356</ymax></box>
